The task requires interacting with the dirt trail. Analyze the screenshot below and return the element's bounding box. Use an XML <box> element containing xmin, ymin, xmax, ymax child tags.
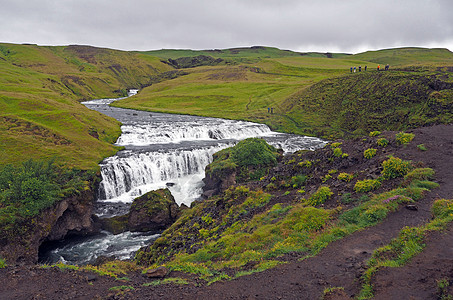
<box><xmin>0</xmin><ymin>124</ymin><xmax>452</xmax><ymax>299</ymax></box>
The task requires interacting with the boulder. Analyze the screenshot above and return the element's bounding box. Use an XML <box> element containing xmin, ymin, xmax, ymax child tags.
<box><xmin>145</xmin><ymin>266</ymin><xmax>168</xmax><ymax>278</ymax></box>
<box><xmin>128</xmin><ymin>189</ymin><xmax>181</xmax><ymax>232</ymax></box>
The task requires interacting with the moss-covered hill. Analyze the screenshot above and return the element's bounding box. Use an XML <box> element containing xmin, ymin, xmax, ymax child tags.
<box><xmin>283</xmin><ymin>67</ymin><xmax>453</xmax><ymax>138</ymax></box>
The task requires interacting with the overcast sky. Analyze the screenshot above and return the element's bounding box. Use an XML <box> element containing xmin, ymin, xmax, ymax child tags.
<box><xmin>1</xmin><ymin>0</ymin><xmax>452</xmax><ymax>54</ymax></box>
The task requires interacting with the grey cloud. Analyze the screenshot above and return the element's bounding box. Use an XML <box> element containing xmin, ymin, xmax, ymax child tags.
<box><xmin>0</xmin><ymin>0</ymin><xmax>452</xmax><ymax>52</ymax></box>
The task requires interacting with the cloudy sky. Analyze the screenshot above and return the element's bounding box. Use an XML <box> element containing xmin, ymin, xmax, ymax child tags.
<box><xmin>1</xmin><ymin>0</ymin><xmax>452</xmax><ymax>53</ymax></box>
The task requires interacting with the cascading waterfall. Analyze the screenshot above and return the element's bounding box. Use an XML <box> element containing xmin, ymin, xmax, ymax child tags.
<box><xmin>40</xmin><ymin>91</ymin><xmax>327</xmax><ymax>265</ymax></box>
<box><xmin>97</xmin><ymin>144</ymin><xmax>232</xmax><ymax>205</ymax></box>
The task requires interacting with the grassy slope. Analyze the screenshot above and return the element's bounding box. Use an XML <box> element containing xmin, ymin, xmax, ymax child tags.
<box><xmin>0</xmin><ymin>43</ymin><xmax>173</xmax><ymax>169</ymax></box>
<box><xmin>114</xmin><ymin>47</ymin><xmax>453</xmax><ymax>138</ymax></box>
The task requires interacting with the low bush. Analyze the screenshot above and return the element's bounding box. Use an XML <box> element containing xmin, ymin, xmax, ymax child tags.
<box><xmin>338</xmin><ymin>172</ymin><xmax>354</xmax><ymax>182</ymax></box>
<box><xmin>290</xmin><ymin>175</ymin><xmax>307</xmax><ymax>188</ymax></box>
<box><xmin>363</xmin><ymin>148</ymin><xmax>377</xmax><ymax>159</ymax></box>
<box><xmin>369</xmin><ymin>131</ymin><xmax>381</xmax><ymax>137</ymax></box>
<box><xmin>431</xmin><ymin>199</ymin><xmax>453</xmax><ymax>219</ymax></box>
<box><xmin>377</xmin><ymin>138</ymin><xmax>389</xmax><ymax>147</ymax></box>
<box><xmin>298</xmin><ymin>160</ymin><xmax>313</xmax><ymax>168</ymax></box>
<box><xmin>332</xmin><ymin>148</ymin><xmax>343</xmax><ymax>157</ymax></box>
<box><xmin>395</xmin><ymin>132</ymin><xmax>415</xmax><ymax>145</ymax></box>
<box><xmin>0</xmin><ymin>159</ymin><xmax>93</xmax><ymax>230</ymax></box>
<box><xmin>354</xmin><ymin>179</ymin><xmax>381</xmax><ymax>193</ymax></box>
<box><xmin>231</xmin><ymin>138</ymin><xmax>279</xmax><ymax>167</ymax></box>
<box><xmin>417</xmin><ymin>144</ymin><xmax>427</xmax><ymax>151</ymax></box>
<box><xmin>0</xmin><ymin>257</ymin><xmax>6</xmax><ymax>269</ymax></box>
<box><xmin>305</xmin><ymin>186</ymin><xmax>333</xmax><ymax>206</ymax></box>
<box><xmin>381</xmin><ymin>156</ymin><xmax>412</xmax><ymax>179</ymax></box>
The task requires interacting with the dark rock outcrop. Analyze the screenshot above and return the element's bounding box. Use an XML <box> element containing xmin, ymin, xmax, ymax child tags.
<box><xmin>128</xmin><ymin>189</ymin><xmax>181</xmax><ymax>232</ymax></box>
<box><xmin>202</xmin><ymin>168</ymin><xmax>236</xmax><ymax>198</ymax></box>
<box><xmin>99</xmin><ymin>188</ymin><xmax>183</xmax><ymax>234</ymax></box>
<box><xmin>0</xmin><ymin>188</ymin><xmax>98</xmax><ymax>265</ymax></box>
<box><xmin>145</xmin><ymin>266</ymin><xmax>169</xmax><ymax>278</ymax></box>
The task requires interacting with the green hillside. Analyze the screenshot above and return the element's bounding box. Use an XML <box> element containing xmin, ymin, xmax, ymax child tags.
<box><xmin>0</xmin><ymin>43</ymin><xmax>174</xmax><ymax>169</ymax></box>
<box><xmin>351</xmin><ymin>47</ymin><xmax>453</xmax><ymax>66</ymax></box>
<box><xmin>143</xmin><ymin>46</ymin><xmax>348</xmax><ymax>62</ymax></box>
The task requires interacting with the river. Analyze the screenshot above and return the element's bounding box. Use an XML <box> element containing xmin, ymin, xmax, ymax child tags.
<box><xmin>39</xmin><ymin>90</ymin><xmax>327</xmax><ymax>265</ymax></box>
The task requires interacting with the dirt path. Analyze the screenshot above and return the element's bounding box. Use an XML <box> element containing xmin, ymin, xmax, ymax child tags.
<box><xmin>1</xmin><ymin>124</ymin><xmax>452</xmax><ymax>299</ymax></box>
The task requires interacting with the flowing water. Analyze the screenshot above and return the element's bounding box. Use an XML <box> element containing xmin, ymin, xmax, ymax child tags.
<box><xmin>39</xmin><ymin>90</ymin><xmax>327</xmax><ymax>264</ymax></box>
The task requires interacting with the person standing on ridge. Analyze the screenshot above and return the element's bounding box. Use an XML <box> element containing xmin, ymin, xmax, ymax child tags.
<box><xmin>359</xmin><ymin>66</ymin><xmax>361</xmax><ymax>72</ymax></box>
<box><xmin>377</xmin><ymin>65</ymin><xmax>380</xmax><ymax>71</ymax></box>
<box><xmin>365</xmin><ymin>65</ymin><xmax>367</xmax><ymax>71</ymax></box>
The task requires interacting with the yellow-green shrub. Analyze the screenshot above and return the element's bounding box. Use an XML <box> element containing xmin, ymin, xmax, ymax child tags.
<box><xmin>364</xmin><ymin>148</ymin><xmax>377</xmax><ymax>159</ymax></box>
<box><xmin>306</xmin><ymin>186</ymin><xmax>333</xmax><ymax>206</ymax></box>
<box><xmin>337</xmin><ymin>172</ymin><xmax>354</xmax><ymax>182</ymax></box>
<box><xmin>354</xmin><ymin>179</ymin><xmax>381</xmax><ymax>193</ymax></box>
<box><xmin>395</xmin><ymin>132</ymin><xmax>415</xmax><ymax>145</ymax></box>
<box><xmin>381</xmin><ymin>157</ymin><xmax>412</xmax><ymax>179</ymax></box>
<box><xmin>377</xmin><ymin>138</ymin><xmax>389</xmax><ymax>147</ymax></box>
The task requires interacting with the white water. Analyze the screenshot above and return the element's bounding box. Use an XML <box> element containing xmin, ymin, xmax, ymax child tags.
<box><xmin>98</xmin><ymin>144</ymin><xmax>232</xmax><ymax>206</ymax></box>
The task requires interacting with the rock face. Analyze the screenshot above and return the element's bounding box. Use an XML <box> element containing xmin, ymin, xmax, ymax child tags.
<box><xmin>100</xmin><ymin>188</ymin><xmax>183</xmax><ymax>234</ymax></box>
<box><xmin>202</xmin><ymin>168</ymin><xmax>237</xmax><ymax>198</ymax></box>
<box><xmin>128</xmin><ymin>189</ymin><xmax>181</xmax><ymax>232</ymax></box>
<box><xmin>145</xmin><ymin>266</ymin><xmax>169</xmax><ymax>278</ymax></box>
<box><xmin>0</xmin><ymin>188</ymin><xmax>98</xmax><ymax>265</ymax></box>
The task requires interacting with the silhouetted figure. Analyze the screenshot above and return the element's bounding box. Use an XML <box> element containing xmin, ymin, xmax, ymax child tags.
<box><xmin>268</xmin><ymin>107</ymin><xmax>270</xmax><ymax>113</ymax></box>
<box><xmin>359</xmin><ymin>66</ymin><xmax>362</xmax><ymax>72</ymax></box>
<box><xmin>365</xmin><ymin>65</ymin><xmax>367</xmax><ymax>71</ymax></box>
<box><xmin>271</xmin><ymin>107</ymin><xmax>274</xmax><ymax>114</ymax></box>
<box><xmin>350</xmin><ymin>67</ymin><xmax>353</xmax><ymax>73</ymax></box>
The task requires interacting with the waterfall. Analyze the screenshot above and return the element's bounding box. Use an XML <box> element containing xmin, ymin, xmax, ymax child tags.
<box><xmin>116</xmin><ymin>120</ymin><xmax>273</xmax><ymax>146</ymax></box>
<box><xmin>98</xmin><ymin>144</ymin><xmax>232</xmax><ymax>205</ymax></box>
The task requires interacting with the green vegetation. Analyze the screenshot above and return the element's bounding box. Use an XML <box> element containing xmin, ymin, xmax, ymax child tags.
<box><xmin>395</xmin><ymin>132</ymin><xmax>415</xmax><ymax>145</ymax></box>
<box><xmin>377</xmin><ymin>138</ymin><xmax>389</xmax><ymax>147</ymax></box>
<box><xmin>143</xmin><ymin>277</ymin><xmax>189</xmax><ymax>287</ymax></box>
<box><xmin>358</xmin><ymin>198</ymin><xmax>453</xmax><ymax>299</ymax></box>
<box><xmin>109</xmin><ymin>285</ymin><xmax>135</xmax><ymax>291</ymax></box>
<box><xmin>305</xmin><ymin>186</ymin><xmax>333</xmax><ymax>206</ymax></box>
<box><xmin>354</xmin><ymin>179</ymin><xmax>382</xmax><ymax>193</ymax></box>
<box><xmin>369</xmin><ymin>131</ymin><xmax>381</xmax><ymax>137</ymax></box>
<box><xmin>337</xmin><ymin>172</ymin><xmax>354</xmax><ymax>182</ymax></box>
<box><xmin>417</xmin><ymin>143</ymin><xmax>427</xmax><ymax>151</ymax></box>
<box><xmin>206</xmin><ymin>138</ymin><xmax>280</xmax><ymax>181</ymax></box>
<box><xmin>437</xmin><ymin>278</ymin><xmax>453</xmax><ymax>300</ymax></box>
<box><xmin>0</xmin><ymin>43</ymin><xmax>176</xmax><ymax>169</ymax></box>
<box><xmin>0</xmin><ymin>257</ymin><xmax>6</xmax><ymax>269</ymax></box>
<box><xmin>363</xmin><ymin>148</ymin><xmax>377</xmax><ymax>159</ymax></box>
<box><xmin>0</xmin><ymin>159</ymin><xmax>95</xmax><ymax>233</ymax></box>
<box><xmin>135</xmin><ymin>152</ymin><xmax>437</xmax><ymax>285</ymax></box>
<box><xmin>381</xmin><ymin>156</ymin><xmax>413</xmax><ymax>179</ymax></box>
